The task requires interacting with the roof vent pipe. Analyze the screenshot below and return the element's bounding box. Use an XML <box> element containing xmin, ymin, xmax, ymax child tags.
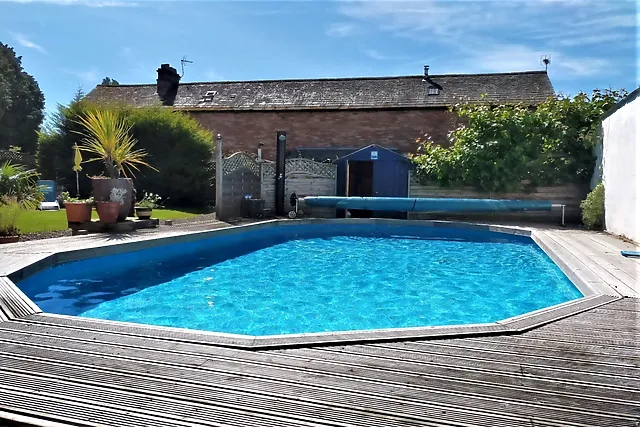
<box><xmin>422</xmin><ymin>65</ymin><xmax>430</xmax><ymax>82</ymax></box>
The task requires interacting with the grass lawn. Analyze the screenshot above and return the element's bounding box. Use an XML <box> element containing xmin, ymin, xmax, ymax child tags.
<box><xmin>1</xmin><ymin>206</ymin><xmax>200</xmax><ymax>234</ymax></box>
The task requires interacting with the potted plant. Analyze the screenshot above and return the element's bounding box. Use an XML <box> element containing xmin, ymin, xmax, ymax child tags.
<box><xmin>61</xmin><ymin>191</ymin><xmax>94</xmax><ymax>223</ymax></box>
<box><xmin>0</xmin><ymin>161</ymin><xmax>43</xmax><ymax>244</ymax></box>
<box><xmin>74</xmin><ymin>109</ymin><xmax>157</xmax><ymax>221</ymax></box>
<box><xmin>135</xmin><ymin>192</ymin><xmax>161</xmax><ymax>220</ymax></box>
<box><xmin>95</xmin><ymin>187</ymin><xmax>123</xmax><ymax>224</ymax></box>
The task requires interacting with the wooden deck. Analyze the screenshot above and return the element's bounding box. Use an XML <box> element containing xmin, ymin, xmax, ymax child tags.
<box><xmin>0</xmin><ymin>220</ymin><xmax>638</xmax><ymax>426</ymax></box>
<box><xmin>0</xmin><ymin>298</ymin><xmax>638</xmax><ymax>427</ymax></box>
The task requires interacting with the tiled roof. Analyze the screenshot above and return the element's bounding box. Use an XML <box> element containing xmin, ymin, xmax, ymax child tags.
<box><xmin>84</xmin><ymin>71</ymin><xmax>554</xmax><ymax>111</ymax></box>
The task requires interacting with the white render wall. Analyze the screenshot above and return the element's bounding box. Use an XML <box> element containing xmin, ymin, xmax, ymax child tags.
<box><xmin>602</xmin><ymin>93</ymin><xmax>640</xmax><ymax>243</ymax></box>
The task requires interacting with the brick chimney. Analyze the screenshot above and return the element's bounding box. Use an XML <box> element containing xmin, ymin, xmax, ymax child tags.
<box><xmin>156</xmin><ymin>63</ymin><xmax>180</xmax><ymax>104</ymax></box>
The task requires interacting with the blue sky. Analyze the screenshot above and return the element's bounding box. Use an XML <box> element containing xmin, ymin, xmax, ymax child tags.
<box><xmin>1</xmin><ymin>0</ymin><xmax>638</xmax><ymax>117</ymax></box>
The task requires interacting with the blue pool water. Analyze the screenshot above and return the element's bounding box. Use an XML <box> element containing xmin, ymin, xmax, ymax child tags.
<box><xmin>18</xmin><ymin>224</ymin><xmax>582</xmax><ymax>335</ymax></box>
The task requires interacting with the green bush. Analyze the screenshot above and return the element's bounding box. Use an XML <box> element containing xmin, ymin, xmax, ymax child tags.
<box><xmin>412</xmin><ymin>89</ymin><xmax>627</xmax><ymax>192</ymax></box>
<box><xmin>37</xmin><ymin>100</ymin><xmax>214</xmax><ymax>208</ymax></box>
<box><xmin>580</xmin><ymin>183</ymin><xmax>605</xmax><ymax>230</ymax></box>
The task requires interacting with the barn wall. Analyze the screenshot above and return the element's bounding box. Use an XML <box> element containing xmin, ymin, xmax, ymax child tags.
<box><xmin>189</xmin><ymin>108</ymin><xmax>456</xmax><ymax>160</ymax></box>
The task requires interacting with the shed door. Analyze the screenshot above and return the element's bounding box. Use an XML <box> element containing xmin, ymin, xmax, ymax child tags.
<box><xmin>372</xmin><ymin>162</ymin><xmax>409</xmax><ymax>219</ymax></box>
<box><xmin>373</xmin><ymin>163</ymin><xmax>408</xmax><ymax>197</ymax></box>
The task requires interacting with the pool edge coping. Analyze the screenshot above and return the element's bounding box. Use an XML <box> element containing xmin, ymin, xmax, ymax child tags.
<box><xmin>0</xmin><ymin>219</ymin><xmax>623</xmax><ymax>349</ymax></box>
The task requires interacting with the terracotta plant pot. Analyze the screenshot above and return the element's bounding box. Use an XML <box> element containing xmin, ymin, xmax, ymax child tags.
<box><xmin>135</xmin><ymin>206</ymin><xmax>153</xmax><ymax>220</ymax></box>
<box><xmin>0</xmin><ymin>235</ymin><xmax>19</xmax><ymax>244</ymax></box>
<box><xmin>95</xmin><ymin>201</ymin><xmax>120</xmax><ymax>224</ymax></box>
<box><xmin>90</xmin><ymin>177</ymin><xmax>133</xmax><ymax>221</ymax></box>
<box><xmin>65</xmin><ymin>202</ymin><xmax>93</xmax><ymax>223</ymax></box>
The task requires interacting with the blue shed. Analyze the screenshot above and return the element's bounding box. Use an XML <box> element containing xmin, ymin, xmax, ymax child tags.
<box><xmin>334</xmin><ymin>144</ymin><xmax>412</xmax><ymax>218</ymax></box>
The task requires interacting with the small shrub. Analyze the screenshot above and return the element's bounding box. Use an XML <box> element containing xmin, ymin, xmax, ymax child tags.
<box><xmin>136</xmin><ymin>192</ymin><xmax>162</xmax><ymax>208</ymax></box>
<box><xmin>580</xmin><ymin>183</ymin><xmax>605</xmax><ymax>230</ymax></box>
<box><xmin>61</xmin><ymin>191</ymin><xmax>93</xmax><ymax>203</ymax></box>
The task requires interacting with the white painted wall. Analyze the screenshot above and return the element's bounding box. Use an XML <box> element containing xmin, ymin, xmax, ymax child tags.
<box><xmin>602</xmin><ymin>94</ymin><xmax>640</xmax><ymax>243</ymax></box>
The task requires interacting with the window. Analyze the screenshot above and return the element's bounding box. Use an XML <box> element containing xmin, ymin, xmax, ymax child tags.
<box><xmin>427</xmin><ymin>87</ymin><xmax>439</xmax><ymax>96</ymax></box>
<box><xmin>201</xmin><ymin>90</ymin><xmax>217</xmax><ymax>102</ymax></box>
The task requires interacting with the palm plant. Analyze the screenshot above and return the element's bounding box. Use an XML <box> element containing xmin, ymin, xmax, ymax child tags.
<box><xmin>74</xmin><ymin>109</ymin><xmax>157</xmax><ymax>178</ymax></box>
<box><xmin>0</xmin><ymin>161</ymin><xmax>42</xmax><ymax>209</ymax></box>
<box><xmin>0</xmin><ymin>161</ymin><xmax>43</xmax><ymax>236</ymax></box>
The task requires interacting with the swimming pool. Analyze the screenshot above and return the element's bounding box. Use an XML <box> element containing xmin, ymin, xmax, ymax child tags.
<box><xmin>17</xmin><ymin>223</ymin><xmax>582</xmax><ymax>335</ymax></box>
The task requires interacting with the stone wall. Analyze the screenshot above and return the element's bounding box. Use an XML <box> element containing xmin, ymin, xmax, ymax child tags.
<box><xmin>189</xmin><ymin>108</ymin><xmax>456</xmax><ymax>160</ymax></box>
<box><xmin>408</xmin><ymin>172</ymin><xmax>588</xmax><ymax>224</ymax></box>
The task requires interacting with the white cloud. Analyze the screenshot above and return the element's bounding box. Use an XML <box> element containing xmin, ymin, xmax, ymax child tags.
<box><xmin>455</xmin><ymin>43</ymin><xmax>614</xmax><ymax>78</ymax></box>
<box><xmin>63</xmin><ymin>68</ymin><xmax>101</xmax><ymax>84</ymax></box>
<box><xmin>326</xmin><ymin>22</ymin><xmax>358</xmax><ymax>37</ymax></box>
<box><xmin>4</xmin><ymin>0</ymin><xmax>138</xmax><ymax>6</ymax></box>
<box><xmin>204</xmin><ymin>71</ymin><xmax>223</xmax><ymax>81</ymax></box>
<box><xmin>10</xmin><ymin>32</ymin><xmax>46</xmax><ymax>54</ymax></box>
<box><xmin>460</xmin><ymin>44</ymin><xmax>551</xmax><ymax>74</ymax></box>
<box><xmin>335</xmin><ymin>0</ymin><xmax>632</xmax><ymax>79</ymax></box>
<box><xmin>556</xmin><ymin>33</ymin><xmax>629</xmax><ymax>47</ymax></box>
<box><xmin>555</xmin><ymin>57</ymin><xmax>613</xmax><ymax>77</ymax></box>
<box><xmin>363</xmin><ymin>49</ymin><xmax>386</xmax><ymax>60</ymax></box>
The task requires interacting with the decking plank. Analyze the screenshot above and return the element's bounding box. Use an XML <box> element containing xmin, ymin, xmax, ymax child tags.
<box><xmin>0</xmin><ymin>343</ymin><xmax>632</xmax><ymax>427</ymax></box>
<box><xmin>410</xmin><ymin>339</ymin><xmax>640</xmax><ymax>367</ymax></box>
<box><xmin>531</xmin><ymin>231</ymin><xmax>615</xmax><ymax>295</ymax></box>
<box><xmin>556</xmin><ymin>232</ymin><xmax>638</xmax><ymax>296</ymax></box>
<box><xmin>0</xmin><ymin>302</ymin><xmax>637</xmax><ymax>426</ymax></box>
<box><xmin>546</xmin><ymin>231</ymin><xmax>637</xmax><ymax>297</ymax></box>
<box><xmin>372</xmin><ymin>342</ymin><xmax>640</xmax><ymax>377</ymax></box>
<box><xmin>0</xmin><ymin>277</ymin><xmax>40</xmax><ymax>321</ymax></box>
<box><xmin>1</xmin><ymin>332</ymin><xmax>637</xmax><ymax>420</ymax></box>
<box><xmin>572</xmin><ymin>233</ymin><xmax>640</xmax><ymax>280</ymax></box>
<box><xmin>0</xmin><ymin>358</ymin><xmax>554</xmax><ymax>427</ymax></box>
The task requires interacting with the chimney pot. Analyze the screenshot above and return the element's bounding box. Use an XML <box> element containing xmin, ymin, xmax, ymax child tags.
<box><xmin>156</xmin><ymin>63</ymin><xmax>181</xmax><ymax>105</ymax></box>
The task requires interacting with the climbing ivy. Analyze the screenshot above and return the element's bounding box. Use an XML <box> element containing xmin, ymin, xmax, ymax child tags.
<box><xmin>412</xmin><ymin>89</ymin><xmax>628</xmax><ymax>192</ymax></box>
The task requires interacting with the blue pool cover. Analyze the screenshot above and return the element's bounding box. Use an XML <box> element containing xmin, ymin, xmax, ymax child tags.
<box><xmin>303</xmin><ymin>197</ymin><xmax>553</xmax><ymax>212</ymax></box>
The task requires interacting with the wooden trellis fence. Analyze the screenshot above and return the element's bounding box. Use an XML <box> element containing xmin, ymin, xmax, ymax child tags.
<box><xmin>216</xmin><ymin>153</ymin><xmax>337</xmax><ymax>220</ymax></box>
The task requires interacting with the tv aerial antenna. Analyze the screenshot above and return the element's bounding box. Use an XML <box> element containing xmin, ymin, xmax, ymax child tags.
<box><xmin>180</xmin><ymin>56</ymin><xmax>193</xmax><ymax>77</ymax></box>
<box><xmin>540</xmin><ymin>54</ymin><xmax>551</xmax><ymax>72</ymax></box>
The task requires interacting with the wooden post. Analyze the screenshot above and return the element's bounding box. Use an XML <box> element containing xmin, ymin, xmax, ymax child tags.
<box><xmin>215</xmin><ymin>134</ymin><xmax>224</xmax><ymax>220</ymax></box>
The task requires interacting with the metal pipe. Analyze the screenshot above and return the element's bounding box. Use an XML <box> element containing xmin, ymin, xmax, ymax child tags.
<box><xmin>215</xmin><ymin>134</ymin><xmax>223</xmax><ymax>220</ymax></box>
<box><xmin>275</xmin><ymin>132</ymin><xmax>287</xmax><ymax>216</ymax></box>
<box><xmin>551</xmin><ymin>204</ymin><xmax>566</xmax><ymax>226</ymax></box>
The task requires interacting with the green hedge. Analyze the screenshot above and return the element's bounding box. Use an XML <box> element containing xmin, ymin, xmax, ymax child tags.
<box><xmin>37</xmin><ymin>101</ymin><xmax>214</xmax><ymax>208</ymax></box>
<box><xmin>412</xmin><ymin>89</ymin><xmax>627</xmax><ymax>192</ymax></box>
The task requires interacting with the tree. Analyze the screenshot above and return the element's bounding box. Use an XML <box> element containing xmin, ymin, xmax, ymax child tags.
<box><xmin>101</xmin><ymin>77</ymin><xmax>120</xmax><ymax>86</ymax></box>
<box><xmin>0</xmin><ymin>42</ymin><xmax>45</xmax><ymax>154</ymax></box>
<box><xmin>412</xmin><ymin>89</ymin><xmax>628</xmax><ymax>192</ymax></box>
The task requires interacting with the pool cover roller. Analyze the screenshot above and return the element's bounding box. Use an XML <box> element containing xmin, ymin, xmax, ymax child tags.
<box><xmin>302</xmin><ymin>197</ymin><xmax>554</xmax><ymax>213</ymax></box>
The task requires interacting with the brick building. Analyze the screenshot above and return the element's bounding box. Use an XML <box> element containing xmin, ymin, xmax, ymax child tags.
<box><xmin>85</xmin><ymin>64</ymin><xmax>554</xmax><ymax>160</ymax></box>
